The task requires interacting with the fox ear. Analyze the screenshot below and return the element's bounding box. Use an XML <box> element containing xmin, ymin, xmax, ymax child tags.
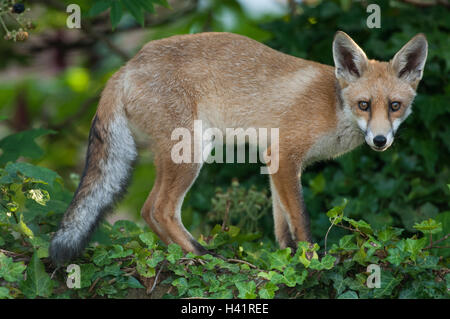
<box><xmin>391</xmin><ymin>34</ymin><xmax>428</xmax><ymax>85</ymax></box>
<box><xmin>333</xmin><ymin>31</ymin><xmax>368</xmax><ymax>83</ymax></box>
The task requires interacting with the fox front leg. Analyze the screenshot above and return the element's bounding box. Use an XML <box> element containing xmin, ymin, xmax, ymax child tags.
<box><xmin>269</xmin><ymin>156</ymin><xmax>312</xmax><ymax>248</ymax></box>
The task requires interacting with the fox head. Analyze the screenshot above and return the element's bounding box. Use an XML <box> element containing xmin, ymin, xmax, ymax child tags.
<box><xmin>332</xmin><ymin>31</ymin><xmax>428</xmax><ymax>151</ymax></box>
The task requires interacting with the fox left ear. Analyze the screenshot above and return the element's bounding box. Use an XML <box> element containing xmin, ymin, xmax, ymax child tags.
<box><xmin>391</xmin><ymin>34</ymin><xmax>428</xmax><ymax>86</ymax></box>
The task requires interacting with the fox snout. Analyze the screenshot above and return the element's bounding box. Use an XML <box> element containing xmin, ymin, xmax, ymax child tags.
<box><xmin>365</xmin><ymin>129</ymin><xmax>394</xmax><ymax>152</ymax></box>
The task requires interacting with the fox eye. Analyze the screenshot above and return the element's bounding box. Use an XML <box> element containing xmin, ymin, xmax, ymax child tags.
<box><xmin>358</xmin><ymin>101</ymin><xmax>370</xmax><ymax>111</ymax></box>
<box><xmin>390</xmin><ymin>101</ymin><xmax>401</xmax><ymax>112</ymax></box>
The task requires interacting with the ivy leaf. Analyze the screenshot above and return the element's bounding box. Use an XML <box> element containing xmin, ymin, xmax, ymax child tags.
<box><xmin>0</xmin><ymin>287</ymin><xmax>11</xmax><ymax>299</ymax></box>
<box><xmin>0</xmin><ymin>253</ymin><xmax>26</xmax><ymax>282</ymax></box>
<box><xmin>93</xmin><ymin>248</ymin><xmax>111</xmax><ymax>266</ymax></box>
<box><xmin>344</xmin><ymin>217</ymin><xmax>373</xmax><ymax>234</ymax></box>
<box><xmin>377</xmin><ymin>226</ymin><xmax>404</xmax><ymax>242</ymax></box>
<box><xmin>139</xmin><ymin>232</ymin><xmax>157</xmax><ymax>249</ymax></box>
<box><xmin>372</xmin><ymin>271</ymin><xmax>402</xmax><ymax>298</ymax></box>
<box><xmin>326</xmin><ymin>198</ymin><xmax>347</xmax><ymax>224</ymax></box>
<box><xmin>109</xmin><ymin>245</ymin><xmax>133</xmax><ymax>258</ymax></box>
<box><xmin>127</xmin><ymin>276</ymin><xmax>145</xmax><ymax>289</ymax></box>
<box><xmin>146</xmin><ymin>250</ymin><xmax>164</xmax><ymax>267</ymax></box>
<box><xmin>258</xmin><ymin>282</ymin><xmax>278</xmax><ymax>299</ymax></box>
<box><xmin>167</xmin><ymin>243</ymin><xmax>183</xmax><ymax>264</ymax></box>
<box><xmin>413</xmin><ymin>218</ymin><xmax>443</xmax><ymax>235</ymax></box>
<box><xmin>338</xmin><ymin>234</ymin><xmax>358</xmax><ymax>250</ymax></box>
<box><xmin>20</xmin><ymin>252</ymin><xmax>54</xmax><ymax>298</ymax></box>
<box><xmin>235</xmin><ymin>281</ymin><xmax>257</xmax><ymax>299</ymax></box>
<box><xmin>338</xmin><ymin>290</ymin><xmax>359</xmax><ymax>299</ymax></box>
<box><xmin>172</xmin><ymin>277</ymin><xmax>188</xmax><ymax>296</ymax></box>
<box><xmin>268</xmin><ymin>248</ymin><xmax>291</xmax><ymax>271</ymax></box>
<box><xmin>386</xmin><ymin>247</ymin><xmax>408</xmax><ymax>266</ymax></box>
<box><xmin>330</xmin><ymin>272</ymin><xmax>347</xmax><ymax>295</ymax></box>
<box><xmin>405</xmin><ymin>237</ymin><xmax>427</xmax><ymax>261</ymax></box>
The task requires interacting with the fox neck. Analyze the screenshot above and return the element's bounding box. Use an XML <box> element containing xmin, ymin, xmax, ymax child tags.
<box><xmin>303</xmin><ymin>84</ymin><xmax>365</xmax><ymax>168</ymax></box>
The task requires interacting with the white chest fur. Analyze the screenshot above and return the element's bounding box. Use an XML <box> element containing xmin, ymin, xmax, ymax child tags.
<box><xmin>303</xmin><ymin>107</ymin><xmax>364</xmax><ymax>168</ymax></box>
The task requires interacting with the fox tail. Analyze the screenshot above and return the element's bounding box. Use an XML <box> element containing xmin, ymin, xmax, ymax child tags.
<box><xmin>50</xmin><ymin>82</ymin><xmax>137</xmax><ymax>265</ymax></box>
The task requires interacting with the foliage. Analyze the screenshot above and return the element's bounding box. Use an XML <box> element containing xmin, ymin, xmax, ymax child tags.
<box><xmin>88</xmin><ymin>0</ymin><xmax>170</xmax><ymax>29</ymax></box>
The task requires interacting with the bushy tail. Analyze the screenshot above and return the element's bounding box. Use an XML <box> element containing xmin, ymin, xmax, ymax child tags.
<box><xmin>50</xmin><ymin>100</ymin><xmax>137</xmax><ymax>265</ymax></box>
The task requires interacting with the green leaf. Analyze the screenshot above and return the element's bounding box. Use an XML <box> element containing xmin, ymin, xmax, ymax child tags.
<box><xmin>93</xmin><ymin>248</ymin><xmax>111</xmax><ymax>266</ymax></box>
<box><xmin>330</xmin><ymin>273</ymin><xmax>346</xmax><ymax>295</ymax></box>
<box><xmin>235</xmin><ymin>281</ymin><xmax>257</xmax><ymax>299</ymax></box>
<box><xmin>121</xmin><ymin>0</ymin><xmax>145</xmax><ymax>26</ymax></box>
<box><xmin>405</xmin><ymin>237</ymin><xmax>427</xmax><ymax>261</ymax></box>
<box><xmin>110</xmin><ymin>0</ymin><xmax>123</xmax><ymax>29</ymax></box>
<box><xmin>172</xmin><ymin>277</ymin><xmax>188</xmax><ymax>296</ymax></box>
<box><xmin>0</xmin><ymin>129</ymin><xmax>55</xmax><ymax>165</ymax></box>
<box><xmin>344</xmin><ymin>217</ymin><xmax>373</xmax><ymax>234</ymax></box>
<box><xmin>309</xmin><ymin>173</ymin><xmax>325</xmax><ymax>194</ymax></box>
<box><xmin>372</xmin><ymin>270</ymin><xmax>402</xmax><ymax>298</ymax></box>
<box><xmin>268</xmin><ymin>248</ymin><xmax>291</xmax><ymax>271</ymax></box>
<box><xmin>386</xmin><ymin>247</ymin><xmax>408</xmax><ymax>266</ymax></box>
<box><xmin>338</xmin><ymin>234</ymin><xmax>358</xmax><ymax>250</ymax></box>
<box><xmin>167</xmin><ymin>243</ymin><xmax>183</xmax><ymax>264</ymax></box>
<box><xmin>338</xmin><ymin>290</ymin><xmax>359</xmax><ymax>299</ymax></box>
<box><xmin>147</xmin><ymin>250</ymin><xmax>165</xmax><ymax>267</ymax></box>
<box><xmin>80</xmin><ymin>264</ymin><xmax>99</xmax><ymax>288</ymax></box>
<box><xmin>109</xmin><ymin>245</ymin><xmax>133</xmax><ymax>258</ymax></box>
<box><xmin>377</xmin><ymin>226</ymin><xmax>403</xmax><ymax>242</ymax></box>
<box><xmin>326</xmin><ymin>199</ymin><xmax>348</xmax><ymax>224</ymax></box>
<box><xmin>135</xmin><ymin>0</ymin><xmax>155</xmax><ymax>13</ymax></box>
<box><xmin>0</xmin><ymin>286</ymin><xmax>11</xmax><ymax>299</ymax></box>
<box><xmin>0</xmin><ymin>253</ymin><xmax>26</xmax><ymax>282</ymax></box>
<box><xmin>89</xmin><ymin>0</ymin><xmax>112</xmax><ymax>17</ymax></box>
<box><xmin>413</xmin><ymin>218</ymin><xmax>443</xmax><ymax>234</ymax></box>
<box><xmin>28</xmin><ymin>236</ymin><xmax>49</xmax><ymax>258</ymax></box>
<box><xmin>5</xmin><ymin>162</ymin><xmax>59</xmax><ymax>187</ymax></box>
<box><xmin>139</xmin><ymin>232</ymin><xmax>157</xmax><ymax>248</ymax></box>
<box><xmin>19</xmin><ymin>252</ymin><xmax>54</xmax><ymax>298</ymax></box>
<box><xmin>151</xmin><ymin>0</ymin><xmax>170</xmax><ymax>8</ymax></box>
<box><xmin>127</xmin><ymin>276</ymin><xmax>145</xmax><ymax>289</ymax></box>
<box><xmin>258</xmin><ymin>282</ymin><xmax>278</xmax><ymax>299</ymax></box>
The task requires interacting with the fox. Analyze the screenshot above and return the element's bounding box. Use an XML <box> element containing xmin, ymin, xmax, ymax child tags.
<box><xmin>49</xmin><ymin>31</ymin><xmax>428</xmax><ymax>265</ymax></box>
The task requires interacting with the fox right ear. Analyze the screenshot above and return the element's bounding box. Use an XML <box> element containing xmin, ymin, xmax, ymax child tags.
<box><xmin>333</xmin><ymin>31</ymin><xmax>368</xmax><ymax>84</ymax></box>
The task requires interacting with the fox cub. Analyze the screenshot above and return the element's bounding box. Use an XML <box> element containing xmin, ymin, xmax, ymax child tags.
<box><xmin>50</xmin><ymin>31</ymin><xmax>428</xmax><ymax>265</ymax></box>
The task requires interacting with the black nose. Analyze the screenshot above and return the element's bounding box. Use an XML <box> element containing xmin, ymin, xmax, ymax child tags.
<box><xmin>373</xmin><ymin>135</ymin><xmax>387</xmax><ymax>147</ymax></box>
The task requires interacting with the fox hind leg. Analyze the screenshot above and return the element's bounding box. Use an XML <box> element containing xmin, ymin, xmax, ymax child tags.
<box><xmin>270</xmin><ymin>179</ymin><xmax>297</xmax><ymax>250</ymax></box>
<box><xmin>141</xmin><ymin>156</ymin><xmax>172</xmax><ymax>244</ymax></box>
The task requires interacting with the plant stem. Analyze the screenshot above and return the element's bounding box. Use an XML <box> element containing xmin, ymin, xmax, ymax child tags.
<box><xmin>0</xmin><ymin>14</ymin><xmax>10</xmax><ymax>34</ymax></box>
